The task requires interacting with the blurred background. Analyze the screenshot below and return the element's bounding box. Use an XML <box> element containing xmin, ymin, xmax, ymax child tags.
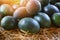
<box><xmin>0</xmin><ymin>0</ymin><xmax>20</xmax><ymax>5</ymax></box>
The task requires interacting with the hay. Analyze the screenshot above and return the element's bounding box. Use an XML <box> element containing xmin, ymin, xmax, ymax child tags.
<box><xmin>0</xmin><ymin>25</ymin><xmax>60</xmax><ymax>40</ymax></box>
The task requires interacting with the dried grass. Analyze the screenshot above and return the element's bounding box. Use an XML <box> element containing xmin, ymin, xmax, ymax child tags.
<box><xmin>0</xmin><ymin>25</ymin><xmax>60</xmax><ymax>40</ymax></box>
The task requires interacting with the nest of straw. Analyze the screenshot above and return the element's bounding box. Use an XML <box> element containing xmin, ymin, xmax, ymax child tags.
<box><xmin>0</xmin><ymin>25</ymin><xmax>60</xmax><ymax>40</ymax></box>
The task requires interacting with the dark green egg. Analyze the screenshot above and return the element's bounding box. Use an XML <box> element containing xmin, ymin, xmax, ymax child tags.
<box><xmin>18</xmin><ymin>18</ymin><xmax>40</xmax><ymax>33</ymax></box>
<box><xmin>55</xmin><ymin>2</ymin><xmax>60</xmax><ymax>10</ymax></box>
<box><xmin>1</xmin><ymin>16</ymin><xmax>17</xmax><ymax>30</ymax></box>
<box><xmin>52</xmin><ymin>13</ymin><xmax>60</xmax><ymax>27</ymax></box>
<box><xmin>44</xmin><ymin>4</ymin><xmax>59</xmax><ymax>16</ymax></box>
<box><xmin>34</xmin><ymin>12</ymin><xmax>51</xmax><ymax>28</ymax></box>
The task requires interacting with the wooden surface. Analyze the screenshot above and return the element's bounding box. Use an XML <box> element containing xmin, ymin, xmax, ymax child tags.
<box><xmin>0</xmin><ymin>25</ymin><xmax>60</xmax><ymax>40</ymax></box>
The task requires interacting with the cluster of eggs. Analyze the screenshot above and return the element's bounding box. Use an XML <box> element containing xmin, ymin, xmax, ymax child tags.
<box><xmin>0</xmin><ymin>0</ymin><xmax>60</xmax><ymax>34</ymax></box>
